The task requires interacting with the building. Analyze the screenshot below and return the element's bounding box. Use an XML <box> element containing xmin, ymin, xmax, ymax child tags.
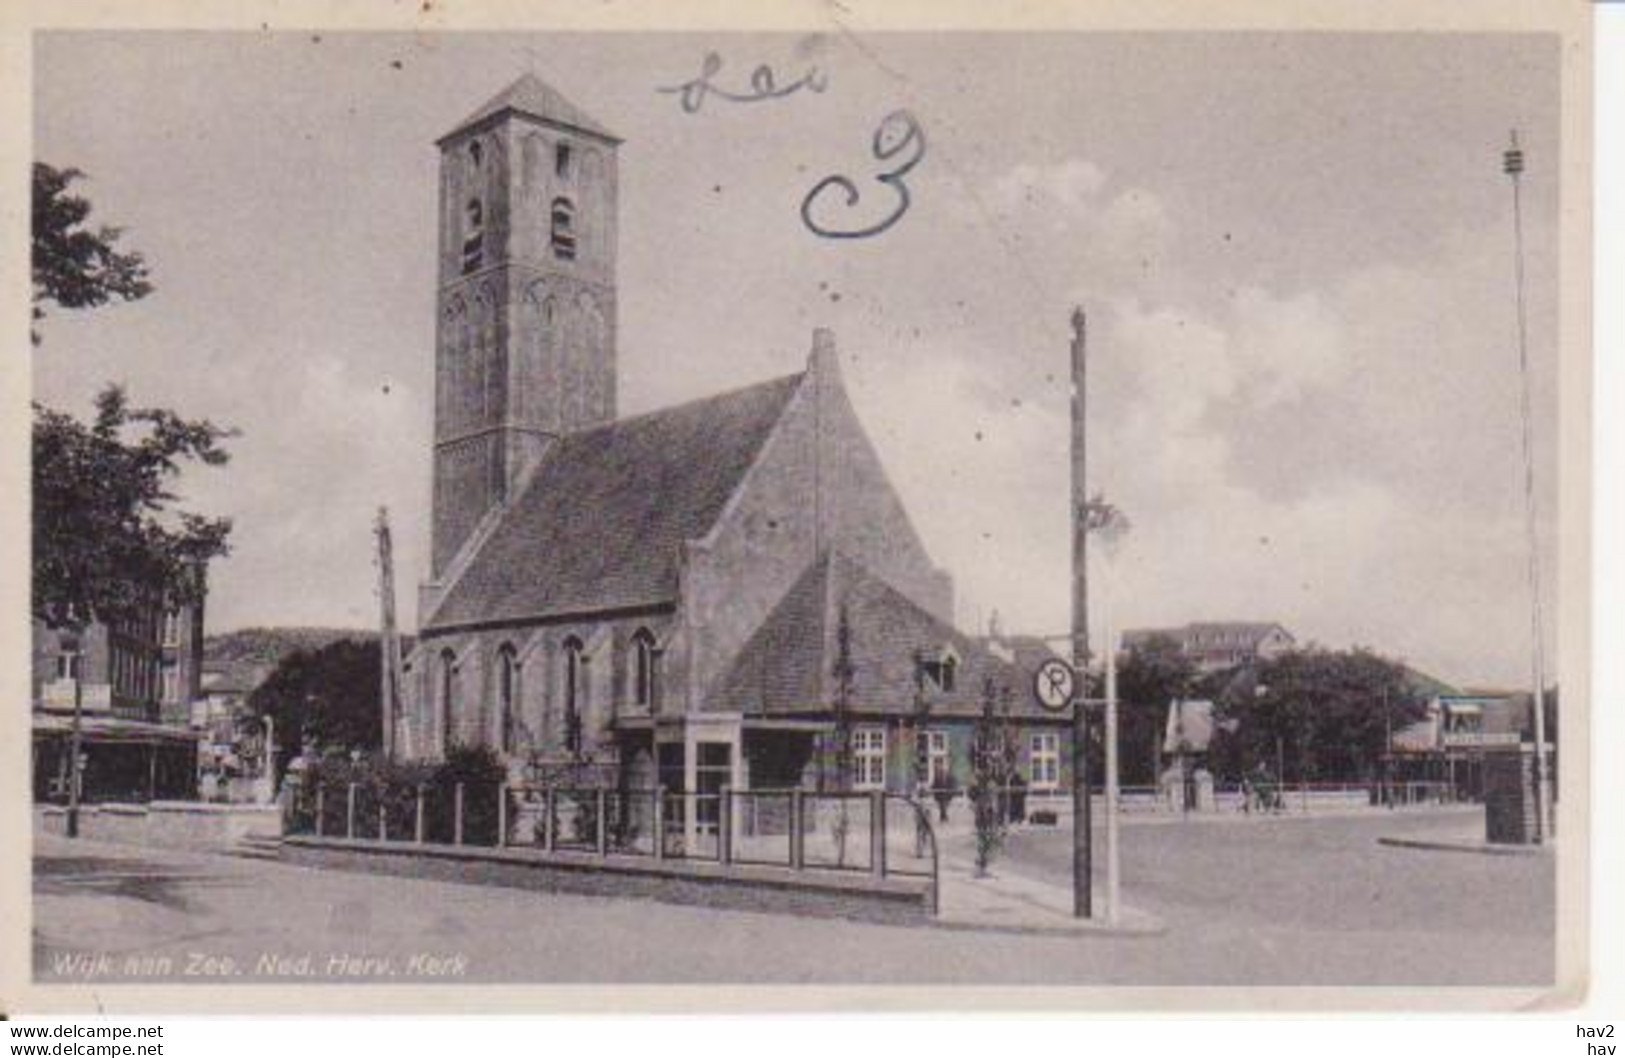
<box><xmin>1122</xmin><ymin>621</ymin><xmax>1295</xmax><ymax>674</ymax></box>
<box><xmin>399</xmin><ymin>74</ymin><xmax>1070</xmax><ymax>804</ymax></box>
<box><xmin>31</xmin><ymin>577</ymin><xmax>207</xmax><ymax>804</ymax></box>
<box><xmin>1390</xmin><ymin>689</ymin><xmax>1533</xmax><ymax>801</ymax></box>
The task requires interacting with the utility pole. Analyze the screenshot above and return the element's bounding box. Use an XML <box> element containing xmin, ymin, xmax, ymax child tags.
<box><xmin>1069</xmin><ymin>306</ymin><xmax>1093</xmax><ymax>919</ymax></box>
<box><xmin>1503</xmin><ymin>130</ymin><xmax>1551</xmax><ymax>842</ymax></box>
<box><xmin>64</xmin><ymin>629</ymin><xmax>84</xmax><ymax>838</ymax></box>
<box><xmin>375</xmin><ymin>507</ymin><xmax>405</xmax><ymax>762</ymax></box>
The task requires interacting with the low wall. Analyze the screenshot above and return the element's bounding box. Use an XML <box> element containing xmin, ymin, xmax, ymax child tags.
<box><xmin>36</xmin><ymin>802</ymin><xmax>282</xmax><ymax>851</ymax></box>
<box><xmin>280</xmin><ymin>835</ymin><xmax>935</xmax><ymax>927</ymax></box>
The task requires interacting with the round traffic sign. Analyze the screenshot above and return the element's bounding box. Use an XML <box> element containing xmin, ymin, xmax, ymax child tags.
<box><xmin>1033</xmin><ymin>658</ymin><xmax>1077</xmax><ymax>712</ymax></box>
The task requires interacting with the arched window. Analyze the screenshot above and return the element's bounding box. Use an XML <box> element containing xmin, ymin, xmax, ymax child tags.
<box><xmin>438</xmin><ymin>649</ymin><xmax>458</xmax><ymax>755</ymax></box>
<box><xmin>467</xmin><ymin>139</ymin><xmax>483</xmax><ymax>171</ymax></box>
<box><xmin>497</xmin><ymin>644</ymin><xmax>519</xmax><ymax>753</ymax></box>
<box><xmin>462</xmin><ymin>198</ymin><xmax>484</xmax><ymax>274</ymax></box>
<box><xmin>562</xmin><ymin>636</ymin><xmax>585</xmax><ymax>756</ymax></box>
<box><xmin>632</xmin><ymin>628</ymin><xmax>658</xmax><ymax>709</ymax></box>
<box><xmin>550</xmin><ymin>196</ymin><xmax>576</xmax><ymax>260</ymax></box>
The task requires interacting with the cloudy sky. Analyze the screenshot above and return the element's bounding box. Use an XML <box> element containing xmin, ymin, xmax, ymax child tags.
<box><xmin>32</xmin><ymin>31</ymin><xmax>1560</xmax><ymax>687</ymax></box>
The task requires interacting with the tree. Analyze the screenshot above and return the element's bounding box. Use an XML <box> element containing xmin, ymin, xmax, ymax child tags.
<box><xmin>968</xmin><ymin>675</ymin><xmax>1016</xmax><ymax>876</ymax></box>
<box><xmin>248</xmin><ymin>639</ymin><xmax>384</xmax><ymax>779</ymax></box>
<box><xmin>33</xmin><ymin>388</ymin><xmax>233</xmax><ymax>630</ymax></box>
<box><xmin>32</xmin><ymin>163</ymin><xmax>151</xmax><ymax>345</ymax></box>
<box><xmin>1116</xmin><ymin>634</ymin><xmax>1198</xmax><ymax>787</ymax></box>
<box><xmin>1209</xmin><ymin>647</ymin><xmax>1427</xmax><ymax>784</ymax></box>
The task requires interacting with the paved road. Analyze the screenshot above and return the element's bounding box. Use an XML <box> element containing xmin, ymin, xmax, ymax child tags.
<box><xmin>32</xmin><ymin>809</ymin><xmax>1552</xmax><ymax>986</ymax></box>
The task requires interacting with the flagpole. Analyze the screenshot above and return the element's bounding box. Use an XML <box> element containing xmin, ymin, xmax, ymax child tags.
<box><xmin>1503</xmin><ymin>130</ymin><xmax>1551</xmax><ymax>842</ymax></box>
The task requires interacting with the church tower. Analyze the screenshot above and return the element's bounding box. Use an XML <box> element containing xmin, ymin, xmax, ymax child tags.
<box><xmin>430</xmin><ymin>74</ymin><xmax>620</xmax><ymax>577</ymax></box>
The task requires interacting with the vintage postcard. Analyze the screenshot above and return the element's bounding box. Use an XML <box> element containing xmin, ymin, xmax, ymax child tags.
<box><xmin>0</xmin><ymin>0</ymin><xmax>1594</xmax><ymax>1014</ymax></box>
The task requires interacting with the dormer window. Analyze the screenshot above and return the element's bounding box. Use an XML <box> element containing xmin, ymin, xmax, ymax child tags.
<box><xmin>918</xmin><ymin>647</ymin><xmax>959</xmax><ymax>694</ymax></box>
<box><xmin>555</xmin><ymin>142</ymin><xmax>573</xmax><ymax>179</ymax></box>
<box><xmin>462</xmin><ymin>198</ymin><xmax>484</xmax><ymax>274</ymax></box>
<box><xmin>550</xmin><ymin>196</ymin><xmax>576</xmax><ymax>260</ymax></box>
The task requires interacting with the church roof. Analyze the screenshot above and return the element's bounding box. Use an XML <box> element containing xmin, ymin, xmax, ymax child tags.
<box><xmin>441</xmin><ymin>73</ymin><xmax>618</xmax><ymax>144</ymax></box>
<box><xmin>711</xmin><ymin>549</ymin><xmax>1062</xmax><ymax>720</ymax></box>
<box><xmin>426</xmin><ymin>372</ymin><xmax>803</xmax><ymax>630</ymax></box>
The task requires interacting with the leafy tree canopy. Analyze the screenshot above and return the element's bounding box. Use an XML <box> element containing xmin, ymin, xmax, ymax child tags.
<box><xmin>33</xmin><ymin>387</ymin><xmax>233</xmax><ymax>630</ymax></box>
<box><xmin>248</xmin><ymin>639</ymin><xmax>384</xmax><ymax>767</ymax></box>
<box><xmin>1209</xmin><ymin>646</ymin><xmax>1428</xmax><ymax>782</ymax></box>
<box><xmin>32</xmin><ymin>163</ymin><xmax>151</xmax><ymax>345</ymax></box>
<box><xmin>1114</xmin><ymin>634</ymin><xmax>1199</xmax><ymax>786</ymax></box>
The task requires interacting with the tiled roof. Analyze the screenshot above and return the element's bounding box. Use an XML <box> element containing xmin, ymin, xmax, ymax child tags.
<box><xmin>427</xmin><ymin>373</ymin><xmax>804</xmax><ymax>630</ymax></box>
<box><xmin>712</xmin><ymin>550</ymin><xmax>1064</xmax><ymax>720</ymax></box>
<box><xmin>1123</xmin><ymin>621</ymin><xmax>1291</xmax><ymax>649</ymax></box>
<box><xmin>444</xmin><ymin>73</ymin><xmax>617</xmax><ymax>142</ymax></box>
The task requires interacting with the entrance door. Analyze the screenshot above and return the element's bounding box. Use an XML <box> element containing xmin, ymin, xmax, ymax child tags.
<box><xmin>694</xmin><ymin>742</ymin><xmax>732</xmax><ymax>834</ymax></box>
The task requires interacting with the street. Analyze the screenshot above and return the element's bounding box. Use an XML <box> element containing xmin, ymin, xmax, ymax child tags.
<box><xmin>33</xmin><ymin>808</ymin><xmax>1552</xmax><ymax>986</ymax></box>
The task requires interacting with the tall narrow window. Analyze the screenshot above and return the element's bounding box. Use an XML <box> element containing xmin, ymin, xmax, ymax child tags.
<box><xmin>497</xmin><ymin>644</ymin><xmax>518</xmax><ymax>753</ymax></box>
<box><xmin>550</xmin><ymin>197</ymin><xmax>577</xmax><ymax>260</ymax></box>
<box><xmin>631</xmin><ymin>628</ymin><xmax>658</xmax><ymax>709</ymax></box>
<box><xmin>555</xmin><ymin>142</ymin><xmax>573</xmax><ymax>179</ymax></box>
<box><xmin>562</xmin><ymin>636</ymin><xmax>585</xmax><ymax>756</ymax></box>
<box><xmin>462</xmin><ymin>198</ymin><xmax>485</xmax><ymax>274</ymax></box>
<box><xmin>438</xmin><ymin>649</ymin><xmax>458</xmax><ymax>755</ymax></box>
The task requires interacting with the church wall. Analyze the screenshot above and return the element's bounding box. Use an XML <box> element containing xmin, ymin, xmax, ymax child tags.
<box><xmin>406</xmin><ymin>612</ymin><xmax>675</xmax><ymax>768</ymax></box>
<box><xmin>684</xmin><ymin>353</ymin><xmax>954</xmax><ymax>713</ymax></box>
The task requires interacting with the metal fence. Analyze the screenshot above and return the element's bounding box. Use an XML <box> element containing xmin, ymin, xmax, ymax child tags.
<box><xmin>287</xmin><ymin>782</ymin><xmax>939</xmax><ymax>911</ymax></box>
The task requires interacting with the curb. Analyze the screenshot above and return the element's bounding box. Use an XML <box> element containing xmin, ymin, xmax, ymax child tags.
<box><xmin>931</xmin><ymin>907</ymin><xmax>1167</xmax><ymax>939</ymax></box>
<box><xmin>1376</xmin><ymin>835</ymin><xmax>1552</xmax><ymax>857</ymax></box>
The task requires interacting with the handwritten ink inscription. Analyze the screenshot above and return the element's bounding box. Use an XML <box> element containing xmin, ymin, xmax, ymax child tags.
<box><xmin>657</xmin><ymin>52</ymin><xmax>924</xmax><ymax>240</ymax></box>
<box><xmin>658</xmin><ymin>51</ymin><xmax>828</xmax><ymax>114</ymax></box>
<box><xmin>800</xmin><ymin>109</ymin><xmax>926</xmax><ymax>240</ymax></box>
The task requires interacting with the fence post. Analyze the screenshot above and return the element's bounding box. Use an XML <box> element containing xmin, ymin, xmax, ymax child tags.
<box><xmin>346</xmin><ymin>783</ymin><xmax>357</xmax><ymax>840</ymax></box>
<box><xmin>378</xmin><ymin>799</ymin><xmax>387</xmax><ymax>842</ymax></box>
<box><xmin>595</xmin><ymin>788</ymin><xmax>608</xmax><ymax>856</ymax></box>
<box><xmin>790</xmin><ymin>789</ymin><xmax>805</xmax><ymax>871</ymax></box>
<box><xmin>870</xmin><ymin>790</ymin><xmax>886</xmax><ymax>878</ymax></box>
<box><xmin>414</xmin><ymin>786</ymin><xmax>425</xmax><ymax>844</ymax></box>
<box><xmin>1300</xmin><ymin>782</ymin><xmax>1309</xmax><ymax>814</ymax></box>
<box><xmin>543</xmin><ymin>788</ymin><xmax>556</xmax><ymax>853</ymax></box>
<box><xmin>719</xmin><ymin>786</ymin><xmax>733</xmax><ymax>865</ymax></box>
<box><xmin>454</xmin><ymin>782</ymin><xmax>465</xmax><ymax>846</ymax></box>
<box><xmin>315</xmin><ymin>786</ymin><xmax>325</xmax><ymax>837</ymax></box>
<box><xmin>653</xmin><ymin>787</ymin><xmax>666</xmax><ymax>861</ymax></box>
<box><xmin>498</xmin><ymin>783</ymin><xmax>509</xmax><ymax>848</ymax></box>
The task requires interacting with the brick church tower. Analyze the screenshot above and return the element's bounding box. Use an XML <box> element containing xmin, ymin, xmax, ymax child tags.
<box><xmin>430</xmin><ymin>74</ymin><xmax>621</xmax><ymax>577</ymax></box>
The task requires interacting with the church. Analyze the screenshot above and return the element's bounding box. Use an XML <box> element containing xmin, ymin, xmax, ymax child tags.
<box><xmin>399</xmin><ymin>74</ymin><xmax>1070</xmax><ymax>805</ymax></box>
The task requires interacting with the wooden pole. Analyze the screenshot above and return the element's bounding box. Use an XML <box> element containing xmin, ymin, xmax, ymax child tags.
<box><xmin>1070</xmin><ymin>307</ymin><xmax>1093</xmax><ymax>919</ymax></box>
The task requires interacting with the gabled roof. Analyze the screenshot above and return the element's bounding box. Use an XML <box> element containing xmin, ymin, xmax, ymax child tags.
<box><xmin>711</xmin><ymin>550</ymin><xmax>1062</xmax><ymax>719</ymax></box>
<box><xmin>441</xmin><ymin>73</ymin><xmax>618</xmax><ymax>144</ymax></box>
<box><xmin>1164</xmin><ymin>699</ymin><xmax>1217</xmax><ymax>754</ymax></box>
<box><xmin>426</xmin><ymin>373</ymin><xmax>804</xmax><ymax>630</ymax></box>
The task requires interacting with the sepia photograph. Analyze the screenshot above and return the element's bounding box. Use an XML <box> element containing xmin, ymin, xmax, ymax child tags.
<box><xmin>6</xmin><ymin>5</ymin><xmax>1593</xmax><ymax>1014</ymax></box>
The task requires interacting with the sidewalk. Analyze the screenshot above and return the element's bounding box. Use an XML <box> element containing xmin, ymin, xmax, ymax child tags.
<box><xmin>932</xmin><ymin>831</ymin><xmax>1163</xmax><ymax>937</ymax></box>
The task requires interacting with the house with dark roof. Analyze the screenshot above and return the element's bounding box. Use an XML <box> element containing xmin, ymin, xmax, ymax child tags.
<box><xmin>399</xmin><ymin>75</ymin><xmax>1069</xmax><ymax>818</ymax></box>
